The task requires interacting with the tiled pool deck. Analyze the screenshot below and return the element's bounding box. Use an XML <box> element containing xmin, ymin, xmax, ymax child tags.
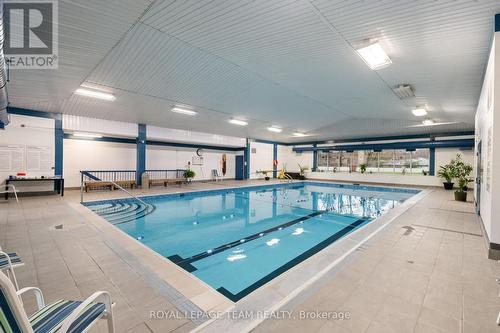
<box><xmin>1</xmin><ymin>180</ymin><xmax>498</xmax><ymax>333</ymax></box>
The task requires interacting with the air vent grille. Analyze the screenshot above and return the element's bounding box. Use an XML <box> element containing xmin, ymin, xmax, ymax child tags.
<box><xmin>393</xmin><ymin>84</ymin><xmax>415</xmax><ymax>99</ymax></box>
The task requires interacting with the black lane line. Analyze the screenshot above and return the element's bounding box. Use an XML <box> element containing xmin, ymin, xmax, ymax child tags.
<box><xmin>168</xmin><ymin>210</ymin><xmax>326</xmax><ymax>272</ymax></box>
<box><xmin>217</xmin><ymin>217</ymin><xmax>368</xmax><ymax>302</ymax></box>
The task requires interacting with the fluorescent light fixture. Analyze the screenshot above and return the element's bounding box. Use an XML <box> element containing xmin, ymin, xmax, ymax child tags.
<box><xmin>171</xmin><ymin>107</ymin><xmax>197</xmax><ymax>116</ymax></box>
<box><xmin>356</xmin><ymin>42</ymin><xmax>392</xmax><ymax>70</ymax></box>
<box><xmin>74</xmin><ymin>88</ymin><xmax>116</xmax><ymax>101</ymax></box>
<box><xmin>267</xmin><ymin>126</ymin><xmax>282</xmax><ymax>133</ymax></box>
<box><xmin>293</xmin><ymin>132</ymin><xmax>308</xmax><ymax>137</ymax></box>
<box><xmin>422</xmin><ymin>119</ymin><xmax>435</xmax><ymax>126</ymax></box>
<box><xmin>412</xmin><ymin>108</ymin><xmax>427</xmax><ymax>117</ymax></box>
<box><xmin>229</xmin><ymin>119</ymin><xmax>248</xmax><ymax>126</ymax></box>
<box><xmin>73</xmin><ymin>132</ymin><xmax>103</xmax><ymax>138</ymax></box>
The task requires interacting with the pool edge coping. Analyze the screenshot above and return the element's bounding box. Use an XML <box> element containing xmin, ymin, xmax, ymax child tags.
<box><xmin>73</xmin><ymin>181</ymin><xmax>428</xmax><ymax>331</ymax></box>
<box><xmin>190</xmin><ymin>188</ymin><xmax>432</xmax><ymax>333</ymax></box>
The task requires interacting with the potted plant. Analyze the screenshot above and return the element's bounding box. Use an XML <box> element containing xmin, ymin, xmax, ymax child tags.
<box><xmin>359</xmin><ymin>163</ymin><xmax>367</xmax><ymax>174</ymax></box>
<box><xmin>437</xmin><ymin>164</ymin><xmax>455</xmax><ymax>190</ymax></box>
<box><xmin>297</xmin><ymin>164</ymin><xmax>309</xmax><ymax>180</ymax></box>
<box><xmin>258</xmin><ymin>170</ymin><xmax>270</xmax><ymax>181</ymax></box>
<box><xmin>450</xmin><ymin>154</ymin><xmax>473</xmax><ymax>202</ymax></box>
<box><xmin>184</xmin><ymin>169</ymin><xmax>196</xmax><ymax>183</ymax></box>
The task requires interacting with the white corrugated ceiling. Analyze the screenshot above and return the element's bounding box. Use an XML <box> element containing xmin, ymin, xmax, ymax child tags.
<box><xmin>8</xmin><ymin>0</ymin><xmax>499</xmax><ymax>142</ymax></box>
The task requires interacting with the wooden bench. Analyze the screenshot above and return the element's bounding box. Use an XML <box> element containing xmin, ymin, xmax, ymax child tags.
<box><xmin>113</xmin><ymin>180</ymin><xmax>136</xmax><ymax>189</ymax></box>
<box><xmin>166</xmin><ymin>178</ymin><xmax>185</xmax><ymax>186</ymax></box>
<box><xmin>149</xmin><ymin>178</ymin><xmax>185</xmax><ymax>188</ymax></box>
<box><xmin>84</xmin><ymin>181</ymin><xmax>114</xmax><ymax>192</ymax></box>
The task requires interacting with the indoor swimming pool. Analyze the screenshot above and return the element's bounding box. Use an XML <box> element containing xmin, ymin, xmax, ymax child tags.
<box><xmin>84</xmin><ymin>182</ymin><xmax>420</xmax><ymax>301</ymax></box>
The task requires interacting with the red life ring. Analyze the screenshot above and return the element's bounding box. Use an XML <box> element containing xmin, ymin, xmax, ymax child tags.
<box><xmin>273</xmin><ymin>159</ymin><xmax>278</xmax><ymax>167</ymax></box>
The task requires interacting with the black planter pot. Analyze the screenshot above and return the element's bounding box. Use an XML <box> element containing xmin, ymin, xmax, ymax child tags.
<box><xmin>454</xmin><ymin>191</ymin><xmax>467</xmax><ymax>202</ymax></box>
<box><xmin>265</xmin><ymin>176</ymin><xmax>270</xmax><ymax>181</ymax></box>
<box><xmin>443</xmin><ymin>182</ymin><xmax>454</xmax><ymax>190</ymax></box>
<box><xmin>298</xmin><ymin>175</ymin><xmax>305</xmax><ymax>180</ymax></box>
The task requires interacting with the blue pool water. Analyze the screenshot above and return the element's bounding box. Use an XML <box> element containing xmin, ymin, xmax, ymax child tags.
<box><xmin>84</xmin><ymin>182</ymin><xmax>419</xmax><ymax>301</ymax></box>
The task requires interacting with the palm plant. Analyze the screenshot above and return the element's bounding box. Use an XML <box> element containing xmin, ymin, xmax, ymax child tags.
<box><xmin>297</xmin><ymin>164</ymin><xmax>309</xmax><ymax>180</ymax></box>
<box><xmin>450</xmin><ymin>154</ymin><xmax>473</xmax><ymax>198</ymax></box>
<box><xmin>437</xmin><ymin>165</ymin><xmax>454</xmax><ymax>183</ymax></box>
<box><xmin>359</xmin><ymin>163</ymin><xmax>367</xmax><ymax>174</ymax></box>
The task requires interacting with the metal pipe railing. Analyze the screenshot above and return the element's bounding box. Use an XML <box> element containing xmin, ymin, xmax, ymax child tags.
<box><xmin>79</xmin><ymin>169</ymin><xmax>187</xmax><ymax>203</ymax></box>
<box><xmin>80</xmin><ymin>171</ymin><xmax>146</xmax><ymax>205</ymax></box>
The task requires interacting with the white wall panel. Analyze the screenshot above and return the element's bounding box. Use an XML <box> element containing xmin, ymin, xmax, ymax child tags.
<box><xmin>475</xmin><ymin>33</ymin><xmax>498</xmax><ymax>244</ymax></box>
<box><xmin>147</xmin><ymin>125</ymin><xmax>245</xmax><ymax>147</ymax></box>
<box><xmin>0</xmin><ymin>115</ymin><xmax>55</xmax><ymax>191</ymax></box>
<box><xmin>278</xmin><ymin>145</ymin><xmax>313</xmax><ymax>173</ymax></box>
<box><xmin>63</xmin><ymin>114</ymin><xmax>138</xmax><ymax>137</ymax></box>
<box><xmin>63</xmin><ymin>140</ymin><xmax>136</xmax><ymax>187</ymax></box>
<box><xmin>147</xmin><ymin>146</ymin><xmax>236</xmax><ymax>181</ymax></box>
<box><xmin>250</xmin><ymin>142</ymin><xmax>273</xmax><ymax>179</ymax></box>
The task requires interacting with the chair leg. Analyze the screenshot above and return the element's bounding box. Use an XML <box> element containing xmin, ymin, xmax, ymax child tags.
<box><xmin>106</xmin><ymin>309</ymin><xmax>115</xmax><ymax>333</ymax></box>
<box><xmin>6</xmin><ymin>267</ymin><xmax>19</xmax><ymax>290</ymax></box>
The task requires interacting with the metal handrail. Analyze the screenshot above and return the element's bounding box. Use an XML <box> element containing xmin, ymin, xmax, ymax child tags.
<box><xmin>80</xmin><ymin>171</ymin><xmax>147</xmax><ymax>206</ymax></box>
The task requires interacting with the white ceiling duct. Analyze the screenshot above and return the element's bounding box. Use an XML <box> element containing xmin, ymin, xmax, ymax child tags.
<box><xmin>0</xmin><ymin>17</ymin><xmax>9</xmax><ymax>127</ymax></box>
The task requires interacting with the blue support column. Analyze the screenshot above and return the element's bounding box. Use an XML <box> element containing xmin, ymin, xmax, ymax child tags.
<box><xmin>312</xmin><ymin>143</ymin><xmax>318</xmax><ymax>171</ymax></box>
<box><xmin>429</xmin><ymin>147</ymin><xmax>436</xmax><ymax>176</ymax></box>
<box><xmin>244</xmin><ymin>139</ymin><xmax>250</xmax><ymax>179</ymax></box>
<box><xmin>54</xmin><ymin>113</ymin><xmax>63</xmax><ymax>177</ymax></box>
<box><xmin>273</xmin><ymin>143</ymin><xmax>278</xmax><ymax>178</ymax></box>
<box><xmin>136</xmin><ymin>124</ymin><xmax>146</xmax><ymax>186</ymax></box>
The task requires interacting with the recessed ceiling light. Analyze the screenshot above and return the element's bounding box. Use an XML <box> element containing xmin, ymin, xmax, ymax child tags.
<box><xmin>293</xmin><ymin>132</ymin><xmax>308</xmax><ymax>137</ymax></box>
<box><xmin>229</xmin><ymin>119</ymin><xmax>248</xmax><ymax>126</ymax></box>
<box><xmin>356</xmin><ymin>42</ymin><xmax>392</xmax><ymax>70</ymax></box>
<box><xmin>171</xmin><ymin>107</ymin><xmax>197</xmax><ymax>116</ymax></box>
<box><xmin>73</xmin><ymin>132</ymin><xmax>103</xmax><ymax>138</ymax></box>
<box><xmin>74</xmin><ymin>88</ymin><xmax>116</xmax><ymax>101</ymax></box>
<box><xmin>422</xmin><ymin>119</ymin><xmax>435</xmax><ymax>125</ymax></box>
<box><xmin>267</xmin><ymin>126</ymin><xmax>282</xmax><ymax>133</ymax></box>
<box><xmin>412</xmin><ymin>108</ymin><xmax>427</xmax><ymax>117</ymax></box>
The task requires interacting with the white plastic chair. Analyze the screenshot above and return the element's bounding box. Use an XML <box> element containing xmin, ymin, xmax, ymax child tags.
<box><xmin>1</xmin><ymin>184</ymin><xmax>19</xmax><ymax>203</ymax></box>
<box><xmin>0</xmin><ymin>271</ymin><xmax>115</xmax><ymax>333</ymax></box>
<box><xmin>0</xmin><ymin>249</ymin><xmax>24</xmax><ymax>290</ymax></box>
<box><xmin>211</xmin><ymin>169</ymin><xmax>223</xmax><ymax>182</ymax></box>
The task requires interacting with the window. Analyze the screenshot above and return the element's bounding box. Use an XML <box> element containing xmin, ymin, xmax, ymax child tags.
<box><xmin>365</xmin><ymin>151</ymin><xmax>379</xmax><ymax>173</ymax></box>
<box><xmin>394</xmin><ymin>149</ymin><xmax>409</xmax><ymax>174</ymax></box>
<box><xmin>410</xmin><ymin>149</ymin><xmax>429</xmax><ymax>174</ymax></box>
<box><xmin>318</xmin><ymin>152</ymin><xmax>328</xmax><ymax>168</ymax></box>
<box><xmin>378</xmin><ymin>150</ymin><xmax>394</xmax><ymax>173</ymax></box>
<box><xmin>316</xmin><ymin>148</ymin><xmax>430</xmax><ymax>175</ymax></box>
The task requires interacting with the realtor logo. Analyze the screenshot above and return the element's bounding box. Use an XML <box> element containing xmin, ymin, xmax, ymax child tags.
<box><xmin>2</xmin><ymin>0</ymin><xmax>58</xmax><ymax>69</ymax></box>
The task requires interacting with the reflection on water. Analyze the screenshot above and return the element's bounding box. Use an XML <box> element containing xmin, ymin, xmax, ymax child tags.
<box><xmin>316</xmin><ymin>192</ymin><xmax>397</xmax><ymax>219</ymax></box>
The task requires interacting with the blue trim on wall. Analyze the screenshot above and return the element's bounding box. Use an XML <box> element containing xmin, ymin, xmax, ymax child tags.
<box><xmin>147</xmin><ymin>140</ymin><xmax>243</xmax><ymax>152</ymax></box>
<box><xmin>293</xmin><ymin>139</ymin><xmax>474</xmax><ymax>153</ymax></box>
<box><xmin>273</xmin><ymin>143</ymin><xmax>278</xmax><ymax>178</ymax></box>
<box><xmin>288</xmin><ymin>131</ymin><xmax>475</xmax><ymax>146</ymax></box>
<box><xmin>7</xmin><ymin>106</ymin><xmax>57</xmax><ymax>119</ymax></box>
<box><xmin>63</xmin><ymin>133</ymin><xmax>137</xmax><ymax>144</ymax></box>
<box><xmin>253</xmin><ymin>138</ymin><xmax>287</xmax><ymax>146</ymax></box>
<box><xmin>245</xmin><ymin>139</ymin><xmax>250</xmax><ymax>179</ymax></box>
<box><xmin>312</xmin><ymin>143</ymin><xmax>318</xmax><ymax>171</ymax></box>
<box><xmin>54</xmin><ymin>114</ymin><xmax>63</xmax><ymax>178</ymax></box>
<box><xmin>496</xmin><ymin>13</ymin><xmax>500</xmax><ymax>32</ymax></box>
<box><xmin>137</xmin><ymin>124</ymin><xmax>146</xmax><ymax>186</ymax></box>
<box><xmin>429</xmin><ymin>148</ymin><xmax>436</xmax><ymax>176</ymax></box>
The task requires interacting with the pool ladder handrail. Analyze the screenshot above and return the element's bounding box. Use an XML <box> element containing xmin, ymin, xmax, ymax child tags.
<box><xmin>80</xmin><ymin>171</ymin><xmax>148</xmax><ymax>207</ymax></box>
<box><xmin>284</xmin><ymin>173</ymin><xmax>293</xmax><ymax>182</ymax></box>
